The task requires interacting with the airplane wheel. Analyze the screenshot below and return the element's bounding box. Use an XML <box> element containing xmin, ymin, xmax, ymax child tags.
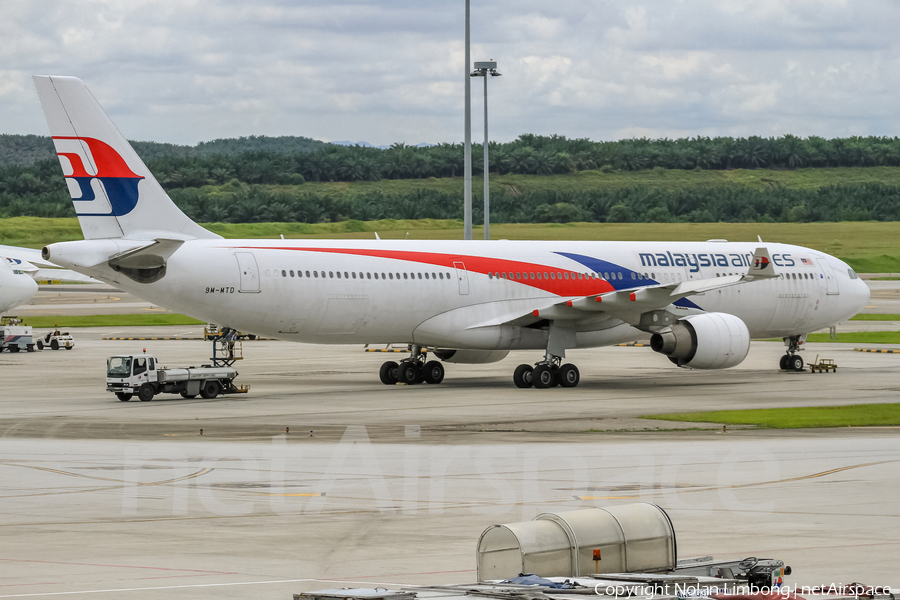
<box><xmin>398</xmin><ymin>362</ymin><xmax>420</xmax><ymax>384</ymax></box>
<box><xmin>790</xmin><ymin>355</ymin><xmax>804</xmax><ymax>372</ymax></box>
<box><xmin>423</xmin><ymin>360</ymin><xmax>444</xmax><ymax>384</ymax></box>
<box><xmin>559</xmin><ymin>364</ymin><xmax>580</xmax><ymax>388</ymax></box>
<box><xmin>379</xmin><ymin>361</ymin><xmax>398</xmax><ymax>385</ymax></box>
<box><xmin>513</xmin><ymin>364</ymin><xmax>533</xmax><ymax>388</ymax></box>
<box><xmin>138</xmin><ymin>384</ymin><xmax>155</xmax><ymax>402</ymax></box>
<box><xmin>116</xmin><ymin>392</ymin><xmax>132</xmax><ymax>401</ymax></box>
<box><xmin>779</xmin><ymin>355</ymin><xmax>789</xmax><ymax>370</ymax></box>
<box><xmin>533</xmin><ymin>364</ymin><xmax>556</xmax><ymax>389</ymax></box>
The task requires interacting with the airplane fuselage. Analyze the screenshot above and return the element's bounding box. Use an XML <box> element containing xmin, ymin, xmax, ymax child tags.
<box><xmin>61</xmin><ymin>238</ymin><xmax>869</xmax><ymax>350</ymax></box>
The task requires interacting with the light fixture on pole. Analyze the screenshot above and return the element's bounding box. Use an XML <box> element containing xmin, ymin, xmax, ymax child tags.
<box><xmin>471</xmin><ymin>60</ymin><xmax>500</xmax><ymax>240</ymax></box>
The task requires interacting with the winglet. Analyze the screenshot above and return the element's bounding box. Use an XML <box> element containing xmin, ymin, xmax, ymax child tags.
<box><xmin>747</xmin><ymin>247</ymin><xmax>778</xmax><ymax>279</ymax></box>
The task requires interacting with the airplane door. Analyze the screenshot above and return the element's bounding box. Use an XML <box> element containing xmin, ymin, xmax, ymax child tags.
<box><xmin>816</xmin><ymin>258</ymin><xmax>839</xmax><ymax>295</ymax></box>
<box><xmin>453</xmin><ymin>261</ymin><xmax>469</xmax><ymax>295</ymax></box>
<box><xmin>234</xmin><ymin>252</ymin><xmax>260</xmax><ymax>293</ymax></box>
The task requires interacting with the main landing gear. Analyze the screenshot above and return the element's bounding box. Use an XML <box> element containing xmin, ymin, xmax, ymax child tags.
<box><xmin>380</xmin><ymin>345</ymin><xmax>445</xmax><ymax>385</ymax></box>
<box><xmin>780</xmin><ymin>334</ymin><xmax>805</xmax><ymax>372</ymax></box>
<box><xmin>513</xmin><ymin>352</ymin><xmax>580</xmax><ymax>389</ymax></box>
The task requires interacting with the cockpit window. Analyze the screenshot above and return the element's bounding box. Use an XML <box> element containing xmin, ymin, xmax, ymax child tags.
<box><xmin>848</xmin><ymin>268</ymin><xmax>858</xmax><ymax>280</ymax></box>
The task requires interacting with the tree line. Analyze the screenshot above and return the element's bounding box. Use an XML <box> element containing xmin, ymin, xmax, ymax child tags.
<box><xmin>161</xmin><ymin>182</ymin><xmax>900</xmax><ymax>225</ymax></box>
<box><xmin>4</xmin><ymin>132</ymin><xmax>900</xmax><ymax>223</ymax></box>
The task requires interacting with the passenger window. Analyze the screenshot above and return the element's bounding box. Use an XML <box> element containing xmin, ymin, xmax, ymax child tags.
<box><xmin>389</xmin><ymin>273</ymin><xmax>394</xmax><ymax>280</ymax></box>
<box><xmin>314</xmin><ymin>271</ymin><xmax>318</xmax><ymax>278</ymax></box>
<box><xmin>306</xmin><ymin>271</ymin><xmax>310</xmax><ymax>277</ymax></box>
<box><xmin>432</xmin><ymin>272</ymin><xmax>437</xmax><ymax>279</ymax></box>
<box><xmin>544</xmin><ymin>272</ymin><xmax>549</xmax><ymax>279</ymax></box>
<box><xmin>367</xmin><ymin>273</ymin><xmax>371</xmax><ymax>279</ymax></box>
<box><xmin>337</xmin><ymin>272</ymin><xmax>341</xmax><ymax>279</ymax></box>
<box><xmin>281</xmin><ymin>270</ymin><xmax>286</xmax><ymax>277</ymax></box>
<box><xmin>418</xmin><ymin>273</ymin><xmax>422</xmax><ymax>279</ymax></box>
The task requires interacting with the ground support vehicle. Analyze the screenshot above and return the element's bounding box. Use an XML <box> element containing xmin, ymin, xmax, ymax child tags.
<box><xmin>0</xmin><ymin>318</ymin><xmax>36</xmax><ymax>352</ymax></box>
<box><xmin>36</xmin><ymin>328</ymin><xmax>74</xmax><ymax>351</ymax></box>
<box><xmin>809</xmin><ymin>355</ymin><xmax>838</xmax><ymax>373</ymax></box>
<box><xmin>106</xmin><ymin>353</ymin><xmax>248</xmax><ymax>401</ymax></box>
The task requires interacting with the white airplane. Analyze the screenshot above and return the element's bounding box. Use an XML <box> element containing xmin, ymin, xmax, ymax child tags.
<box><xmin>0</xmin><ymin>257</ymin><xmax>38</xmax><ymax>314</ymax></box>
<box><xmin>33</xmin><ymin>76</ymin><xmax>870</xmax><ymax>388</ymax></box>
<box><xmin>0</xmin><ymin>244</ymin><xmax>98</xmax><ymax>284</ymax></box>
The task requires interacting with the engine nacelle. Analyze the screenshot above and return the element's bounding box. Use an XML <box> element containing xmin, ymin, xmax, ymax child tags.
<box><xmin>433</xmin><ymin>349</ymin><xmax>510</xmax><ymax>364</ymax></box>
<box><xmin>649</xmin><ymin>313</ymin><xmax>750</xmax><ymax>370</ymax></box>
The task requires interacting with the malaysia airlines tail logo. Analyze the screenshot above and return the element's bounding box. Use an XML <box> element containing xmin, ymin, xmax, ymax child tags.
<box><xmin>754</xmin><ymin>256</ymin><xmax>770</xmax><ymax>270</ymax></box>
<box><xmin>53</xmin><ymin>136</ymin><xmax>144</xmax><ymax>217</ymax></box>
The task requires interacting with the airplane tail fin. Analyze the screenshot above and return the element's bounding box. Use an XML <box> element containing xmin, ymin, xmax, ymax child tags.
<box><xmin>33</xmin><ymin>76</ymin><xmax>219</xmax><ymax>241</ymax></box>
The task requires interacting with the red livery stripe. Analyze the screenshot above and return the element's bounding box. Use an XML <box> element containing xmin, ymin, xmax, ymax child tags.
<box><xmin>232</xmin><ymin>246</ymin><xmax>617</xmax><ymax>297</ymax></box>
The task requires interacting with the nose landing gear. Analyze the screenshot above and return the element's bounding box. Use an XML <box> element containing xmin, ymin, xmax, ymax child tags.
<box><xmin>780</xmin><ymin>335</ymin><xmax>805</xmax><ymax>372</ymax></box>
<box><xmin>379</xmin><ymin>345</ymin><xmax>445</xmax><ymax>385</ymax></box>
<box><xmin>513</xmin><ymin>352</ymin><xmax>580</xmax><ymax>389</ymax></box>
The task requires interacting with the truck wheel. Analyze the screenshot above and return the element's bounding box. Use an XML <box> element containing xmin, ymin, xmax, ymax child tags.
<box><xmin>200</xmin><ymin>381</ymin><xmax>221</xmax><ymax>399</ymax></box>
<box><xmin>180</xmin><ymin>391</ymin><xmax>197</xmax><ymax>399</ymax></box>
<box><xmin>9</xmin><ymin>345</ymin><xmax>19</xmax><ymax>353</ymax></box>
<box><xmin>138</xmin><ymin>384</ymin><xmax>155</xmax><ymax>402</ymax></box>
<box><xmin>116</xmin><ymin>392</ymin><xmax>133</xmax><ymax>401</ymax></box>
<box><xmin>50</xmin><ymin>339</ymin><xmax>59</xmax><ymax>350</ymax></box>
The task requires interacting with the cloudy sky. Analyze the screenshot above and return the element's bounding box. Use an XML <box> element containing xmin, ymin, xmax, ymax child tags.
<box><xmin>3</xmin><ymin>0</ymin><xmax>900</xmax><ymax>146</ymax></box>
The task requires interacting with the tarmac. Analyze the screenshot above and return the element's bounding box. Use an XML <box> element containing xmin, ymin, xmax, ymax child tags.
<box><xmin>1</xmin><ymin>279</ymin><xmax>899</xmax><ymax>599</ymax></box>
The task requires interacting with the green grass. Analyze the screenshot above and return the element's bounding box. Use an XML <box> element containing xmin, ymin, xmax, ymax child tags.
<box><xmin>870</xmin><ymin>276</ymin><xmax>900</xmax><ymax>280</ymax></box>
<box><xmin>23</xmin><ymin>314</ymin><xmax>205</xmax><ymax>328</ymax></box>
<box><xmin>849</xmin><ymin>314</ymin><xmax>900</xmax><ymax>321</ymax></box>
<box><xmin>643</xmin><ymin>403</ymin><xmax>900</xmax><ymax>429</ymax></box>
<box><xmin>273</xmin><ymin>167</ymin><xmax>900</xmax><ymax>197</ymax></box>
<box><xmin>3</xmin><ymin>217</ymin><xmax>899</xmax><ymax>273</ymax></box>
<box><xmin>804</xmin><ymin>331</ymin><xmax>900</xmax><ymax>343</ymax></box>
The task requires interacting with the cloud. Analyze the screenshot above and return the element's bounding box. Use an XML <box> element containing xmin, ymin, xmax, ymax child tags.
<box><xmin>3</xmin><ymin>0</ymin><xmax>900</xmax><ymax>145</ymax></box>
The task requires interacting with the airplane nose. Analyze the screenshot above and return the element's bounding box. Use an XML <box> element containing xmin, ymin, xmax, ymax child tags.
<box><xmin>0</xmin><ymin>270</ymin><xmax>38</xmax><ymax>313</ymax></box>
<box><xmin>858</xmin><ymin>278</ymin><xmax>871</xmax><ymax>308</ymax></box>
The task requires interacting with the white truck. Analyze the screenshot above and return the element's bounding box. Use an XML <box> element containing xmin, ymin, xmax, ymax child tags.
<box><xmin>106</xmin><ymin>353</ymin><xmax>246</xmax><ymax>402</ymax></box>
<box><xmin>0</xmin><ymin>318</ymin><xmax>36</xmax><ymax>352</ymax></box>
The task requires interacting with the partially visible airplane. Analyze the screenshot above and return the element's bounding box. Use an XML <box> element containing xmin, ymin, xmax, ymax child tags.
<box><xmin>33</xmin><ymin>76</ymin><xmax>870</xmax><ymax>387</ymax></box>
<box><xmin>0</xmin><ymin>244</ymin><xmax>98</xmax><ymax>284</ymax></box>
<box><xmin>0</xmin><ymin>257</ymin><xmax>38</xmax><ymax>314</ymax></box>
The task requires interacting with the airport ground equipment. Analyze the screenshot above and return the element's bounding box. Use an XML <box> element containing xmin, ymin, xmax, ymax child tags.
<box><xmin>0</xmin><ymin>317</ymin><xmax>36</xmax><ymax>352</ymax></box>
<box><xmin>36</xmin><ymin>327</ymin><xmax>74</xmax><ymax>351</ymax></box>
<box><xmin>476</xmin><ymin>503</ymin><xmax>789</xmax><ymax>588</ymax></box>
<box><xmin>808</xmin><ymin>355</ymin><xmax>838</xmax><ymax>373</ymax></box>
<box><xmin>204</xmin><ymin>323</ymin><xmax>257</xmax><ymax>341</ymax></box>
<box><xmin>106</xmin><ymin>352</ymin><xmax>247</xmax><ymax>401</ymax></box>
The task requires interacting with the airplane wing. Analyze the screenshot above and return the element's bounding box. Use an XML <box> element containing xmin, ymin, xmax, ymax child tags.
<box><xmin>0</xmin><ymin>244</ymin><xmax>102</xmax><ymax>284</ymax></box>
<box><xmin>466</xmin><ymin>247</ymin><xmax>779</xmax><ymax>330</ymax></box>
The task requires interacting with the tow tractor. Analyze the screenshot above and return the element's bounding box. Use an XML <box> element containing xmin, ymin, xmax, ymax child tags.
<box><xmin>107</xmin><ymin>350</ymin><xmax>248</xmax><ymax>401</ymax></box>
<box><xmin>0</xmin><ymin>317</ymin><xmax>36</xmax><ymax>352</ymax></box>
<box><xmin>36</xmin><ymin>327</ymin><xmax>75</xmax><ymax>351</ymax></box>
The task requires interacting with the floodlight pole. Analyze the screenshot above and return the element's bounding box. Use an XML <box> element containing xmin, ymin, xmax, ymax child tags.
<box><xmin>471</xmin><ymin>61</ymin><xmax>500</xmax><ymax>240</ymax></box>
<box><xmin>463</xmin><ymin>0</ymin><xmax>472</xmax><ymax>240</ymax></box>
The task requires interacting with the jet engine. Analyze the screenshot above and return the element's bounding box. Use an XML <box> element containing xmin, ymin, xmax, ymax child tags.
<box><xmin>649</xmin><ymin>313</ymin><xmax>750</xmax><ymax>369</ymax></box>
<box><xmin>433</xmin><ymin>349</ymin><xmax>510</xmax><ymax>364</ymax></box>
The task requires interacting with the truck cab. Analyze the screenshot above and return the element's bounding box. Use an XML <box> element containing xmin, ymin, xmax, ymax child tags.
<box><xmin>107</xmin><ymin>354</ymin><xmax>157</xmax><ymax>401</ymax></box>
